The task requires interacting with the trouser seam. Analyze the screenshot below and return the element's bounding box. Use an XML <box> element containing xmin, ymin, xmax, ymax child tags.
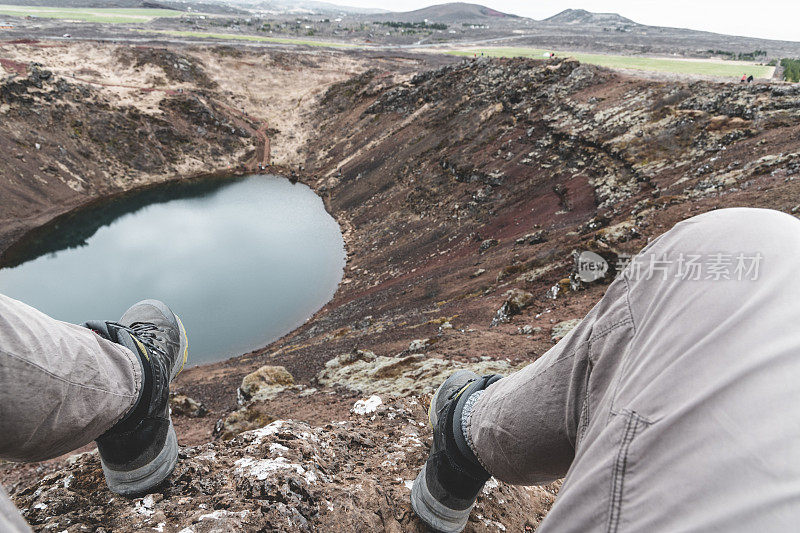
<box><xmin>606</xmin><ymin>276</ymin><xmax>637</xmax><ymax>425</ymax></box>
<box><xmin>586</xmin><ymin>318</ymin><xmax>633</xmax><ymax>434</ymax></box>
<box><xmin>576</xmin><ymin>362</ymin><xmax>592</xmax><ymax>447</ymax></box>
<box><xmin>589</xmin><ymin>318</ymin><xmax>633</xmax><ymax>342</ymax></box>
<box><xmin>606</xmin><ymin>411</ymin><xmax>650</xmax><ymax>533</ymax></box>
<box><xmin>621</xmin><ymin>274</ymin><xmax>637</xmax><ymax>334</ymax></box>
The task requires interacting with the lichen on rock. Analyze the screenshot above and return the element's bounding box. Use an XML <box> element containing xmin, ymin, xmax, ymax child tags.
<box><xmin>491</xmin><ymin>288</ymin><xmax>535</xmax><ymax>326</ymax></box>
<box><xmin>214</xmin><ymin>402</ymin><xmax>277</xmax><ymax>440</ymax></box>
<box><xmin>239</xmin><ymin>365</ymin><xmax>296</xmax><ymax>403</ymax></box>
<box><xmin>317</xmin><ymin>351</ymin><xmax>519</xmax><ymax>397</ymax></box>
<box><xmin>551</xmin><ymin>319</ymin><xmax>583</xmax><ymax>342</ymax></box>
<box><xmin>169</xmin><ymin>393</ymin><xmax>208</xmax><ymax>418</ymax></box>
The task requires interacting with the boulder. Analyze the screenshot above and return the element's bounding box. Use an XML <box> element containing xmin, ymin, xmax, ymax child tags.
<box><xmin>517</xmin><ymin>325</ymin><xmax>542</xmax><ymax>335</ymax></box>
<box><xmin>515</xmin><ymin>229</ymin><xmax>548</xmax><ymax>245</ymax></box>
<box><xmin>470</xmin><ymin>268</ymin><xmax>486</xmax><ymax>278</ymax></box>
<box><xmin>479</xmin><ymin>238</ymin><xmax>498</xmax><ymax>252</ymax></box>
<box><xmin>408</xmin><ymin>338</ymin><xmax>433</xmax><ymax>352</ymax></box>
<box><xmin>352</xmin><ymin>395</ymin><xmax>383</xmax><ymax>415</ymax></box>
<box><xmin>596</xmin><ymin>220</ymin><xmax>638</xmax><ymax>245</ymax></box>
<box><xmin>504</xmin><ymin>289</ymin><xmax>534</xmax><ymax>313</ymax></box>
<box><xmin>169</xmin><ymin>393</ymin><xmax>207</xmax><ymax>418</ymax></box>
<box><xmin>239</xmin><ymin>365</ymin><xmax>295</xmax><ymax>403</ymax></box>
<box><xmin>214</xmin><ymin>403</ymin><xmax>276</xmax><ymax>440</ymax></box>
<box><xmin>491</xmin><ymin>288</ymin><xmax>534</xmax><ymax>326</ymax></box>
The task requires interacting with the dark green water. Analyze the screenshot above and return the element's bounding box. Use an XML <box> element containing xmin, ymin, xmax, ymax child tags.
<box><xmin>0</xmin><ymin>175</ymin><xmax>345</xmax><ymax>364</ymax></box>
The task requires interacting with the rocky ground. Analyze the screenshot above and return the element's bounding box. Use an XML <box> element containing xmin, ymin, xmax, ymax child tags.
<box><xmin>12</xmin><ymin>363</ymin><xmax>561</xmax><ymax>532</ymax></box>
<box><xmin>2</xmin><ymin>41</ymin><xmax>800</xmax><ymax>531</ymax></box>
<box><xmin>241</xmin><ymin>54</ymin><xmax>800</xmax><ymax>390</ymax></box>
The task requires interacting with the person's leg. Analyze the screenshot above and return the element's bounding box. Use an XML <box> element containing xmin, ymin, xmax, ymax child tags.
<box><xmin>0</xmin><ymin>485</ymin><xmax>31</xmax><ymax>533</ymax></box>
<box><xmin>465</xmin><ymin>266</ymin><xmax>630</xmax><ymax>486</ymax></box>
<box><xmin>1</xmin><ymin>296</ymin><xmax>188</xmax><ymax>528</ymax></box>
<box><xmin>0</xmin><ymin>294</ymin><xmax>145</xmax><ymax>530</ymax></box>
<box><xmin>411</xmin><ymin>243</ymin><xmax>633</xmax><ymax>532</ymax></box>
<box><xmin>465</xmin><ymin>208</ymin><xmax>800</xmax><ymax>531</ymax></box>
<box><xmin>0</xmin><ymin>294</ymin><xmax>142</xmax><ymax>462</ymax></box>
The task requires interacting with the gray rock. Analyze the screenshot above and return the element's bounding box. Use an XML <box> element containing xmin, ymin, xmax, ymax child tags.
<box><xmin>517</xmin><ymin>325</ymin><xmax>542</xmax><ymax>335</ymax></box>
<box><xmin>317</xmin><ymin>353</ymin><xmax>518</xmax><ymax>397</ymax></box>
<box><xmin>470</xmin><ymin>268</ymin><xmax>486</xmax><ymax>278</ymax></box>
<box><xmin>491</xmin><ymin>289</ymin><xmax>534</xmax><ymax>326</ymax></box>
<box><xmin>480</xmin><ymin>238</ymin><xmax>499</xmax><ymax>252</ymax></box>
<box><xmin>238</xmin><ymin>365</ymin><xmax>295</xmax><ymax>403</ymax></box>
<box><xmin>551</xmin><ymin>319</ymin><xmax>582</xmax><ymax>342</ymax></box>
<box><xmin>516</xmin><ymin>230</ymin><xmax>548</xmax><ymax>245</ymax></box>
<box><xmin>408</xmin><ymin>338</ymin><xmax>432</xmax><ymax>352</ymax></box>
<box><xmin>13</xmin><ymin>400</ymin><xmax>553</xmax><ymax>532</ymax></box>
<box><xmin>170</xmin><ymin>394</ymin><xmax>207</xmax><ymax>418</ymax></box>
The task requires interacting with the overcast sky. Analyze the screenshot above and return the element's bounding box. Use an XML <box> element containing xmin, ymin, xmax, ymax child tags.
<box><xmin>341</xmin><ymin>0</ymin><xmax>800</xmax><ymax>42</ymax></box>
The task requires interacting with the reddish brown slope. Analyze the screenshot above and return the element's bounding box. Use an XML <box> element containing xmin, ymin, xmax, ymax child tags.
<box><xmin>187</xmin><ymin>58</ymin><xmax>800</xmax><ymax>398</ymax></box>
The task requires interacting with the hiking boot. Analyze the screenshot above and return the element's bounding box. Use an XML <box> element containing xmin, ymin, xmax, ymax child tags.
<box><xmin>84</xmin><ymin>299</ymin><xmax>188</xmax><ymax>496</ymax></box>
<box><xmin>411</xmin><ymin>370</ymin><xmax>503</xmax><ymax>533</ymax></box>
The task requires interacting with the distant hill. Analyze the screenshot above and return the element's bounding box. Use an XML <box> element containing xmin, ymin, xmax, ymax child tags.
<box><xmin>373</xmin><ymin>2</ymin><xmax>519</xmax><ymax>23</ymax></box>
<box><xmin>544</xmin><ymin>8</ymin><xmax>634</xmax><ymax>26</ymax></box>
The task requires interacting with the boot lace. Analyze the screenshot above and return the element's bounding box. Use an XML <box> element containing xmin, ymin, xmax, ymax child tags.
<box><xmin>109</xmin><ymin>321</ymin><xmax>168</xmax><ymax>357</ymax></box>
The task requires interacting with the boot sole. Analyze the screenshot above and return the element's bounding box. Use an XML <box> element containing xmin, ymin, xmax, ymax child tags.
<box><xmin>411</xmin><ymin>463</ymin><xmax>472</xmax><ymax>533</ymax></box>
<box><xmin>101</xmin><ymin>421</ymin><xmax>178</xmax><ymax>496</ymax></box>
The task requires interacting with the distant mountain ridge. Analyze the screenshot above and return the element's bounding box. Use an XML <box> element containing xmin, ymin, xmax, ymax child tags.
<box><xmin>544</xmin><ymin>8</ymin><xmax>634</xmax><ymax>25</ymax></box>
<box><xmin>367</xmin><ymin>2</ymin><xmax>519</xmax><ymax>23</ymax></box>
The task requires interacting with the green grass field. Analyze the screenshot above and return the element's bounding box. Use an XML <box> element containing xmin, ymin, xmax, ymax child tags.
<box><xmin>0</xmin><ymin>5</ymin><xmax>182</xmax><ymax>23</ymax></box>
<box><xmin>449</xmin><ymin>47</ymin><xmax>774</xmax><ymax>79</ymax></box>
<box><xmin>134</xmin><ymin>29</ymin><xmax>359</xmax><ymax>48</ymax></box>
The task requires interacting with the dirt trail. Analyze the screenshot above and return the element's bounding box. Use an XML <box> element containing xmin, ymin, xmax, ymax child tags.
<box><xmin>211</xmin><ymin>98</ymin><xmax>271</xmax><ymax>170</ymax></box>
